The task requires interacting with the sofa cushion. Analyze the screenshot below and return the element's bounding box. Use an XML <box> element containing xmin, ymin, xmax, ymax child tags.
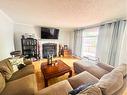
<box><xmin>114</xmin><ymin>64</ymin><xmax>127</xmax><ymax>76</ymax></box>
<box><xmin>24</xmin><ymin>59</ymin><xmax>32</xmax><ymax>65</ymax></box>
<box><xmin>73</xmin><ymin>60</ymin><xmax>109</xmax><ymax>79</ymax></box>
<box><xmin>0</xmin><ymin>66</ymin><xmax>12</xmax><ymax>80</ymax></box>
<box><xmin>86</xmin><ymin>65</ymin><xmax>109</xmax><ymax>79</ymax></box>
<box><xmin>1</xmin><ymin>74</ymin><xmax>37</xmax><ymax>95</ymax></box>
<box><xmin>97</xmin><ymin>63</ymin><xmax>114</xmax><ymax>72</ymax></box>
<box><xmin>9</xmin><ymin>65</ymin><xmax>34</xmax><ymax>81</ymax></box>
<box><xmin>68</xmin><ymin>71</ymin><xmax>99</xmax><ymax>89</ymax></box>
<box><xmin>0</xmin><ymin>58</ymin><xmax>13</xmax><ymax>73</ymax></box>
<box><xmin>39</xmin><ymin>80</ymin><xmax>73</xmax><ymax>95</ymax></box>
<box><xmin>0</xmin><ymin>73</ymin><xmax>5</xmax><ymax>94</ymax></box>
<box><xmin>68</xmin><ymin>82</ymin><xmax>95</xmax><ymax>95</ymax></box>
<box><xmin>96</xmin><ymin>66</ymin><xmax>124</xmax><ymax>95</ymax></box>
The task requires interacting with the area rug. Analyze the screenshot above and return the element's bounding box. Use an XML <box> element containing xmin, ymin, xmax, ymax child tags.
<box><xmin>32</xmin><ymin>57</ymin><xmax>79</xmax><ymax>90</ymax></box>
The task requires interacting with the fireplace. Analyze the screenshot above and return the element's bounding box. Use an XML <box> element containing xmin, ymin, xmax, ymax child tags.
<box><xmin>42</xmin><ymin>43</ymin><xmax>57</xmax><ymax>58</ymax></box>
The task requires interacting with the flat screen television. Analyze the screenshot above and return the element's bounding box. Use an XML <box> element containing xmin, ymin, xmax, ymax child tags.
<box><xmin>41</xmin><ymin>27</ymin><xmax>59</xmax><ymax>39</ymax></box>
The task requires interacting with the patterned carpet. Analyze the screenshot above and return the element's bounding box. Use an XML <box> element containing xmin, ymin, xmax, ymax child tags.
<box><xmin>32</xmin><ymin>57</ymin><xmax>79</xmax><ymax>90</ymax></box>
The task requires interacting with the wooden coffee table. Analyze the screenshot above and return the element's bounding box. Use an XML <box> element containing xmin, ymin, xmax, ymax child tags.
<box><xmin>41</xmin><ymin>60</ymin><xmax>72</xmax><ymax>87</ymax></box>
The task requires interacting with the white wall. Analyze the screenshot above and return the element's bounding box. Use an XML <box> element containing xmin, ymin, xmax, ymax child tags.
<box><xmin>14</xmin><ymin>24</ymin><xmax>40</xmax><ymax>51</ymax></box>
<box><xmin>14</xmin><ymin>24</ymin><xmax>74</xmax><ymax>58</ymax></box>
<box><xmin>0</xmin><ymin>10</ymin><xmax>14</xmax><ymax>60</ymax></box>
<box><xmin>69</xmin><ymin>30</ymin><xmax>74</xmax><ymax>54</ymax></box>
<box><xmin>38</xmin><ymin>28</ymin><xmax>74</xmax><ymax>58</ymax></box>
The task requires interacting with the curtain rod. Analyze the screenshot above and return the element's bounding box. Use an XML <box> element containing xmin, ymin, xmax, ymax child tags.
<box><xmin>75</xmin><ymin>18</ymin><xmax>126</xmax><ymax>31</ymax></box>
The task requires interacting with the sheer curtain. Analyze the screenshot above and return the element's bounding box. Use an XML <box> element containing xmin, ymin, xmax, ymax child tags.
<box><xmin>96</xmin><ymin>23</ymin><xmax>114</xmax><ymax>64</ymax></box>
<box><xmin>96</xmin><ymin>20</ymin><xmax>126</xmax><ymax>66</ymax></box>
<box><xmin>118</xmin><ymin>22</ymin><xmax>127</xmax><ymax>65</ymax></box>
<box><xmin>73</xmin><ymin>30</ymin><xmax>83</xmax><ymax>57</ymax></box>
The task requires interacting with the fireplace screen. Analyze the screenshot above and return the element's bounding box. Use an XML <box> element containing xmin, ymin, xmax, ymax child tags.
<box><xmin>42</xmin><ymin>43</ymin><xmax>57</xmax><ymax>58</ymax></box>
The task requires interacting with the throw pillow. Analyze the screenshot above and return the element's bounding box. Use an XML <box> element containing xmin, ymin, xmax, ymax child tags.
<box><xmin>68</xmin><ymin>82</ymin><xmax>95</xmax><ymax>95</ymax></box>
<box><xmin>23</xmin><ymin>59</ymin><xmax>32</xmax><ymax>65</ymax></box>
<box><xmin>18</xmin><ymin>64</ymin><xmax>26</xmax><ymax>70</ymax></box>
<box><xmin>95</xmin><ymin>67</ymin><xmax>124</xmax><ymax>95</ymax></box>
<box><xmin>78</xmin><ymin>85</ymin><xmax>102</xmax><ymax>95</ymax></box>
<box><xmin>9</xmin><ymin>57</ymin><xmax>25</xmax><ymax>72</ymax></box>
<box><xmin>0</xmin><ymin>73</ymin><xmax>5</xmax><ymax>94</ymax></box>
<box><xmin>0</xmin><ymin>66</ymin><xmax>12</xmax><ymax>80</ymax></box>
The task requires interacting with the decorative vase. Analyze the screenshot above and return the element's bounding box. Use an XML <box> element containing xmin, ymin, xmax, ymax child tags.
<box><xmin>47</xmin><ymin>54</ymin><xmax>53</xmax><ymax>65</ymax></box>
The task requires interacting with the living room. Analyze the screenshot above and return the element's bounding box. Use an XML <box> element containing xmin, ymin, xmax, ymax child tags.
<box><xmin>0</xmin><ymin>0</ymin><xmax>127</xmax><ymax>95</ymax></box>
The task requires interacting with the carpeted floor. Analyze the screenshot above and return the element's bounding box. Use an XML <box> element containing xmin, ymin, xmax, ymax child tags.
<box><xmin>32</xmin><ymin>57</ymin><xmax>79</xmax><ymax>90</ymax></box>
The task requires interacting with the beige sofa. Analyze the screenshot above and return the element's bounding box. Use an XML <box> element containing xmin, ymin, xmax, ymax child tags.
<box><xmin>38</xmin><ymin>59</ymin><xmax>127</xmax><ymax>95</ymax></box>
<box><xmin>39</xmin><ymin>71</ymin><xmax>99</xmax><ymax>95</ymax></box>
<box><xmin>0</xmin><ymin>58</ymin><xmax>38</xmax><ymax>95</ymax></box>
<box><xmin>73</xmin><ymin>58</ymin><xmax>114</xmax><ymax>79</ymax></box>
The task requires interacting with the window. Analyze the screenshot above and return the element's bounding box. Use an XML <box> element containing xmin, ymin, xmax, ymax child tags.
<box><xmin>81</xmin><ymin>27</ymin><xmax>99</xmax><ymax>57</ymax></box>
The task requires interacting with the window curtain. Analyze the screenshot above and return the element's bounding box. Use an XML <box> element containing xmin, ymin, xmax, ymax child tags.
<box><xmin>96</xmin><ymin>23</ymin><xmax>114</xmax><ymax>64</ymax></box>
<box><xmin>96</xmin><ymin>20</ymin><xmax>126</xmax><ymax>66</ymax></box>
<box><xmin>119</xmin><ymin>23</ymin><xmax>127</xmax><ymax>64</ymax></box>
<box><xmin>81</xmin><ymin>27</ymin><xmax>99</xmax><ymax>57</ymax></box>
<box><xmin>73</xmin><ymin>30</ymin><xmax>83</xmax><ymax>57</ymax></box>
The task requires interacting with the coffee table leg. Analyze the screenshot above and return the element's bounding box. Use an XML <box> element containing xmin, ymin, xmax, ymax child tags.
<box><xmin>68</xmin><ymin>70</ymin><xmax>72</xmax><ymax>78</ymax></box>
<box><xmin>44</xmin><ymin>79</ymin><xmax>48</xmax><ymax>87</ymax></box>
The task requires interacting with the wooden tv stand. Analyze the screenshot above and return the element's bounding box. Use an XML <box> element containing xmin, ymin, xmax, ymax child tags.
<box><xmin>63</xmin><ymin>50</ymin><xmax>72</xmax><ymax>57</ymax></box>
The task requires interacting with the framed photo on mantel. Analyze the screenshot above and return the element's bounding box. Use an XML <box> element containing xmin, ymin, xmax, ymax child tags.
<box><xmin>64</xmin><ymin>45</ymin><xmax>68</xmax><ymax>50</ymax></box>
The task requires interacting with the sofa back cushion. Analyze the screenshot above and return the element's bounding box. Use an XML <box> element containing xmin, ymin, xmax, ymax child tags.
<box><xmin>95</xmin><ymin>64</ymin><xmax>125</xmax><ymax>95</ymax></box>
<box><xmin>74</xmin><ymin>59</ymin><xmax>109</xmax><ymax>79</ymax></box>
<box><xmin>86</xmin><ymin>65</ymin><xmax>109</xmax><ymax>79</ymax></box>
<box><xmin>0</xmin><ymin>58</ymin><xmax>13</xmax><ymax>73</ymax></box>
<box><xmin>0</xmin><ymin>73</ymin><xmax>5</xmax><ymax>94</ymax></box>
<box><xmin>0</xmin><ymin>66</ymin><xmax>12</xmax><ymax>81</ymax></box>
<box><xmin>97</xmin><ymin>63</ymin><xmax>114</xmax><ymax>72</ymax></box>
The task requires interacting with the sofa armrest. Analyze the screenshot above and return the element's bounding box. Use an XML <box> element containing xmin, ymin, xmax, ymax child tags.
<box><xmin>68</xmin><ymin>71</ymin><xmax>99</xmax><ymax>89</ymax></box>
<box><xmin>1</xmin><ymin>74</ymin><xmax>38</xmax><ymax>95</ymax></box>
<box><xmin>24</xmin><ymin>59</ymin><xmax>32</xmax><ymax>65</ymax></box>
<box><xmin>39</xmin><ymin>80</ymin><xmax>73</xmax><ymax>95</ymax></box>
<box><xmin>97</xmin><ymin>63</ymin><xmax>114</xmax><ymax>72</ymax></box>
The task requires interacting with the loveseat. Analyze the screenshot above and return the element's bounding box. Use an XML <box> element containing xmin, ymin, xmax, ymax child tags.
<box><xmin>38</xmin><ymin>59</ymin><xmax>127</xmax><ymax>95</ymax></box>
<box><xmin>0</xmin><ymin>58</ymin><xmax>38</xmax><ymax>95</ymax></box>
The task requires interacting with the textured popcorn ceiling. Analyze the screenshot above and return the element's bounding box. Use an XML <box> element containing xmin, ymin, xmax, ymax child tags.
<box><xmin>0</xmin><ymin>0</ymin><xmax>126</xmax><ymax>28</ymax></box>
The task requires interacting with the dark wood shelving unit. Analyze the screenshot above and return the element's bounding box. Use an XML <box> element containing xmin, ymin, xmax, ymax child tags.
<box><xmin>21</xmin><ymin>37</ymin><xmax>38</xmax><ymax>59</ymax></box>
